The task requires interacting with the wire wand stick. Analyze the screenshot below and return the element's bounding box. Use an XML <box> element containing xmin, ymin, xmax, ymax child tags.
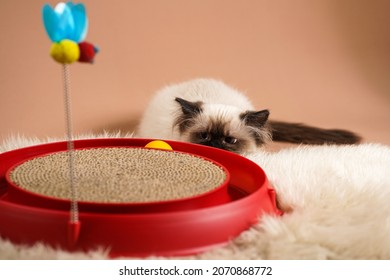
<box><xmin>62</xmin><ymin>64</ymin><xmax>80</xmax><ymax>246</ymax></box>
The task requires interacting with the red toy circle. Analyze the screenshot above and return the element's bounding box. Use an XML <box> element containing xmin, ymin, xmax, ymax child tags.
<box><xmin>0</xmin><ymin>138</ymin><xmax>281</xmax><ymax>257</ymax></box>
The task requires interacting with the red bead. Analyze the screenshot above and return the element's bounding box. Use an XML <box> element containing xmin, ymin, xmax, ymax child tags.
<box><xmin>78</xmin><ymin>41</ymin><xmax>98</xmax><ymax>63</ymax></box>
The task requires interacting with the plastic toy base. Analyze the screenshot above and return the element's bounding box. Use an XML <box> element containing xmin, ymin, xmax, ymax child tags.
<box><xmin>0</xmin><ymin>138</ymin><xmax>281</xmax><ymax>257</ymax></box>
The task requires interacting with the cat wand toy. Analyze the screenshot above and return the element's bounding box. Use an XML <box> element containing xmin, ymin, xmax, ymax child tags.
<box><xmin>42</xmin><ymin>1</ymin><xmax>98</xmax><ymax>247</ymax></box>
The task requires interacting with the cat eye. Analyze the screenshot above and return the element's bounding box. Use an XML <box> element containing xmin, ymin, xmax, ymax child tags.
<box><xmin>199</xmin><ymin>132</ymin><xmax>210</xmax><ymax>141</ymax></box>
<box><xmin>224</xmin><ymin>137</ymin><xmax>238</xmax><ymax>145</ymax></box>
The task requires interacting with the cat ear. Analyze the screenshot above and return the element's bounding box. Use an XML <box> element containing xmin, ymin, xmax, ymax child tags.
<box><xmin>240</xmin><ymin>109</ymin><xmax>270</xmax><ymax>127</ymax></box>
<box><xmin>175</xmin><ymin>97</ymin><xmax>203</xmax><ymax>117</ymax></box>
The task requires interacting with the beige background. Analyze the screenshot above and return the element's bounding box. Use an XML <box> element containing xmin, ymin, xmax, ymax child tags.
<box><xmin>1</xmin><ymin>0</ymin><xmax>389</xmax><ymax>145</ymax></box>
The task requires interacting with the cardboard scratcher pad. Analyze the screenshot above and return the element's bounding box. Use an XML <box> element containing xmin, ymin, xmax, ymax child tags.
<box><xmin>0</xmin><ymin>138</ymin><xmax>282</xmax><ymax>257</ymax></box>
<box><xmin>9</xmin><ymin>148</ymin><xmax>227</xmax><ymax>203</ymax></box>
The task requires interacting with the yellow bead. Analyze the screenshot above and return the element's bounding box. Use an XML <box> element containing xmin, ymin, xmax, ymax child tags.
<box><xmin>144</xmin><ymin>140</ymin><xmax>173</xmax><ymax>151</ymax></box>
<box><xmin>50</xmin><ymin>39</ymin><xmax>80</xmax><ymax>64</ymax></box>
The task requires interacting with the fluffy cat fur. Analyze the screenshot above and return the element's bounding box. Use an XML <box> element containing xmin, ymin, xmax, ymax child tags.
<box><xmin>137</xmin><ymin>79</ymin><xmax>360</xmax><ymax>153</ymax></box>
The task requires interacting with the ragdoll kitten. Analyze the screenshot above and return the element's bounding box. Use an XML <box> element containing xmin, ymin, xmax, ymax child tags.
<box><xmin>137</xmin><ymin>79</ymin><xmax>360</xmax><ymax>154</ymax></box>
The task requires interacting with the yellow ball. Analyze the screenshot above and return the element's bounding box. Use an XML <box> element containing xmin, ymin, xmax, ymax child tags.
<box><xmin>144</xmin><ymin>140</ymin><xmax>173</xmax><ymax>151</ymax></box>
<box><xmin>50</xmin><ymin>39</ymin><xmax>80</xmax><ymax>64</ymax></box>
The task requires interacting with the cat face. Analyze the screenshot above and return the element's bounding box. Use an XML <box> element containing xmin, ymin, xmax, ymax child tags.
<box><xmin>173</xmin><ymin>97</ymin><xmax>271</xmax><ymax>154</ymax></box>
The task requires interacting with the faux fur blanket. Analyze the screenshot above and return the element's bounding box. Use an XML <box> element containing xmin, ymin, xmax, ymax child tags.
<box><xmin>1</xmin><ymin>134</ymin><xmax>390</xmax><ymax>259</ymax></box>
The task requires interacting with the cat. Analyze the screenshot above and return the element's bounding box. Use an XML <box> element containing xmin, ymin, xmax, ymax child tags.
<box><xmin>137</xmin><ymin>78</ymin><xmax>361</xmax><ymax>154</ymax></box>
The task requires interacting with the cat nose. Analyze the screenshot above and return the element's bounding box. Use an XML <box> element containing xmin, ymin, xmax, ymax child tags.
<box><xmin>205</xmin><ymin>140</ymin><xmax>224</xmax><ymax>150</ymax></box>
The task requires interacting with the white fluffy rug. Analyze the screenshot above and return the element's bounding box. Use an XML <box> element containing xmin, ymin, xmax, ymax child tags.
<box><xmin>1</xmin><ymin>134</ymin><xmax>390</xmax><ymax>259</ymax></box>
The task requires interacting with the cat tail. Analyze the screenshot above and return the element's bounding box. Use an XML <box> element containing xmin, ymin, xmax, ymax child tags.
<box><xmin>269</xmin><ymin>121</ymin><xmax>362</xmax><ymax>145</ymax></box>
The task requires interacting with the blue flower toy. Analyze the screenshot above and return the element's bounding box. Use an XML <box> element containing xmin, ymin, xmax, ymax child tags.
<box><xmin>41</xmin><ymin>1</ymin><xmax>100</xmax><ymax>246</ymax></box>
<box><xmin>42</xmin><ymin>1</ymin><xmax>98</xmax><ymax>64</ymax></box>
